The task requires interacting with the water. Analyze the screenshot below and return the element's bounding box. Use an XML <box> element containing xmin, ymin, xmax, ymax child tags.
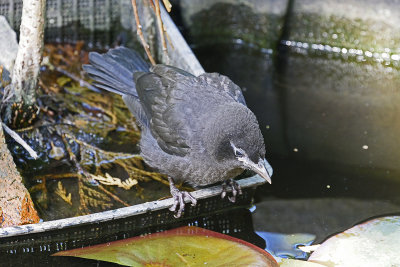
<box><xmin>192</xmin><ymin>41</ymin><xmax>400</xmax><ymax>244</ymax></box>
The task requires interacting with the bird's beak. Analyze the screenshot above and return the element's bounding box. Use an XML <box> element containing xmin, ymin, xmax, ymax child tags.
<box><xmin>250</xmin><ymin>158</ymin><xmax>273</xmax><ymax>184</ymax></box>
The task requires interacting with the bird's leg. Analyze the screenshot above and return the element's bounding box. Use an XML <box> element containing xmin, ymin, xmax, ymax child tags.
<box><xmin>168</xmin><ymin>177</ymin><xmax>197</xmax><ymax>218</ymax></box>
<box><xmin>221</xmin><ymin>178</ymin><xmax>243</xmax><ymax>203</ymax></box>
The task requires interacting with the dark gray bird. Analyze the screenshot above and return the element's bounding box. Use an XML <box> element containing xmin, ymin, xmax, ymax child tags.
<box><xmin>83</xmin><ymin>47</ymin><xmax>273</xmax><ymax>217</ymax></box>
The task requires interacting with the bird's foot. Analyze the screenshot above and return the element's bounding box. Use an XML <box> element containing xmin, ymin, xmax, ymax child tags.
<box><xmin>221</xmin><ymin>178</ymin><xmax>243</xmax><ymax>202</ymax></box>
<box><xmin>168</xmin><ymin>177</ymin><xmax>197</xmax><ymax>218</ymax></box>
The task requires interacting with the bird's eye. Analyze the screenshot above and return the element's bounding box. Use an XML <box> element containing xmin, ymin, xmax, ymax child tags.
<box><xmin>235</xmin><ymin>150</ymin><xmax>244</xmax><ymax>157</ymax></box>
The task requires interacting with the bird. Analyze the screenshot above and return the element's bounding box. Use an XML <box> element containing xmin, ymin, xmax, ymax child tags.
<box><xmin>83</xmin><ymin>47</ymin><xmax>273</xmax><ymax>218</ymax></box>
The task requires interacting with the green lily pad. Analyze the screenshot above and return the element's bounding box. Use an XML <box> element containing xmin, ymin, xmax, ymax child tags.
<box><xmin>53</xmin><ymin>226</ymin><xmax>278</xmax><ymax>266</ymax></box>
<box><xmin>308</xmin><ymin>216</ymin><xmax>400</xmax><ymax>267</ymax></box>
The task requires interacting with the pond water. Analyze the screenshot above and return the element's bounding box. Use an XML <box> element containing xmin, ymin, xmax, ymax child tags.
<box><xmin>171</xmin><ymin>2</ymin><xmax>400</xmax><ymax>252</ymax></box>
<box><xmin>192</xmin><ymin>41</ymin><xmax>400</xmax><ymax>244</ymax></box>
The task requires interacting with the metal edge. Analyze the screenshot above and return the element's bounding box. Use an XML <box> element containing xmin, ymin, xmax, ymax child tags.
<box><xmin>0</xmin><ymin>175</ymin><xmax>266</xmax><ymax>238</ymax></box>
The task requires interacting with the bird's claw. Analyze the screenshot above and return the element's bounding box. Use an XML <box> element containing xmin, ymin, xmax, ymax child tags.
<box><xmin>168</xmin><ymin>177</ymin><xmax>197</xmax><ymax>218</ymax></box>
<box><xmin>221</xmin><ymin>179</ymin><xmax>242</xmax><ymax>202</ymax></box>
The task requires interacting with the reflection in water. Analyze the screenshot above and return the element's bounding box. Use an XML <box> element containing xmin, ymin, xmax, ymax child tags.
<box><xmin>282</xmin><ymin>39</ymin><xmax>400</xmax><ymax>67</ymax></box>
<box><xmin>256</xmin><ymin>231</ymin><xmax>315</xmax><ymax>260</ymax></box>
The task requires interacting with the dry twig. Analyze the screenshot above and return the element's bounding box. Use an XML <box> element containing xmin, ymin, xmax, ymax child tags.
<box><xmin>61</xmin><ymin>134</ymin><xmax>130</xmax><ymax>210</ymax></box>
<box><xmin>154</xmin><ymin>0</ymin><xmax>168</xmax><ymax>54</ymax></box>
<box><xmin>131</xmin><ymin>0</ymin><xmax>157</xmax><ymax>65</ymax></box>
<box><xmin>96</xmin><ymin>184</ymin><xmax>130</xmax><ymax>207</ymax></box>
<box><xmin>1</xmin><ymin>122</ymin><xmax>38</xmax><ymax>159</ymax></box>
<box><xmin>55</xmin><ymin>181</ymin><xmax>72</xmax><ymax>205</ymax></box>
<box><xmin>42</xmin><ymin>56</ymin><xmax>100</xmax><ymax>93</ymax></box>
<box><xmin>162</xmin><ymin>0</ymin><xmax>172</xmax><ymax>12</ymax></box>
<box><xmin>91</xmin><ymin>173</ymin><xmax>138</xmax><ymax>190</ymax></box>
<box><xmin>131</xmin><ymin>0</ymin><xmax>173</xmax><ymax>64</ymax></box>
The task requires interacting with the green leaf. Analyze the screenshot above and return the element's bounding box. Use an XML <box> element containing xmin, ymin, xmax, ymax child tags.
<box><xmin>53</xmin><ymin>226</ymin><xmax>278</xmax><ymax>267</ymax></box>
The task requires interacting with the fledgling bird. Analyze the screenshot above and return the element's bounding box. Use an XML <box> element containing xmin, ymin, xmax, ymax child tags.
<box><xmin>83</xmin><ymin>47</ymin><xmax>273</xmax><ymax>217</ymax></box>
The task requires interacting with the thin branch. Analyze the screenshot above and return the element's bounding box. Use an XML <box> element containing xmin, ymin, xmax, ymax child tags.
<box><xmin>35</xmin><ymin>173</ymin><xmax>79</xmax><ymax>180</ymax></box>
<box><xmin>1</xmin><ymin>122</ymin><xmax>38</xmax><ymax>159</ymax></box>
<box><xmin>0</xmin><ymin>65</ymin><xmax>10</xmax><ymax>89</ymax></box>
<box><xmin>61</xmin><ymin>134</ymin><xmax>130</xmax><ymax>208</ymax></box>
<box><xmin>90</xmin><ymin>173</ymin><xmax>138</xmax><ymax>190</ymax></box>
<box><xmin>154</xmin><ymin>0</ymin><xmax>167</xmax><ymax>53</ymax></box>
<box><xmin>62</xmin><ymin>133</ymin><xmax>86</xmax><ymax>176</ymax></box>
<box><xmin>41</xmin><ymin>57</ymin><xmax>101</xmax><ymax>93</ymax></box>
<box><xmin>165</xmin><ymin>29</ymin><xmax>174</xmax><ymax>50</ymax></box>
<box><xmin>55</xmin><ymin>181</ymin><xmax>72</xmax><ymax>205</ymax></box>
<box><xmin>97</xmin><ymin>184</ymin><xmax>130</xmax><ymax>207</ymax></box>
<box><xmin>162</xmin><ymin>0</ymin><xmax>172</xmax><ymax>12</ymax></box>
<box><xmin>131</xmin><ymin>0</ymin><xmax>156</xmax><ymax>65</ymax></box>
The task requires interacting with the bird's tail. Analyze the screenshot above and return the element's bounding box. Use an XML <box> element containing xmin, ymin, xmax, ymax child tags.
<box><xmin>83</xmin><ymin>47</ymin><xmax>149</xmax><ymax>97</ymax></box>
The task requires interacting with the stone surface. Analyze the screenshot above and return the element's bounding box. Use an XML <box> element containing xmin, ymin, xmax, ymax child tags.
<box><xmin>289</xmin><ymin>0</ymin><xmax>400</xmax><ymax>53</ymax></box>
<box><xmin>179</xmin><ymin>0</ymin><xmax>289</xmax><ymax>50</ymax></box>
<box><xmin>294</xmin><ymin>0</ymin><xmax>400</xmax><ymax>28</ymax></box>
<box><xmin>179</xmin><ymin>0</ymin><xmax>289</xmax><ymax>27</ymax></box>
<box><xmin>0</xmin><ymin>15</ymin><xmax>18</xmax><ymax>76</ymax></box>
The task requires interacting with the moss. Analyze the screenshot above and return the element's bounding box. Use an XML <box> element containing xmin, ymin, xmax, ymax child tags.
<box><xmin>289</xmin><ymin>13</ymin><xmax>400</xmax><ymax>52</ymax></box>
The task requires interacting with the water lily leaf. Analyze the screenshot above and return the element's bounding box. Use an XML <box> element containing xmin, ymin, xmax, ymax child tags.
<box><xmin>308</xmin><ymin>216</ymin><xmax>400</xmax><ymax>267</ymax></box>
<box><xmin>53</xmin><ymin>226</ymin><xmax>278</xmax><ymax>266</ymax></box>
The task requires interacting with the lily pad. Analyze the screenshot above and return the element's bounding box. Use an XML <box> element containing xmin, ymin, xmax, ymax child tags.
<box><xmin>308</xmin><ymin>216</ymin><xmax>400</xmax><ymax>267</ymax></box>
<box><xmin>53</xmin><ymin>226</ymin><xmax>278</xmax><ymax>266</ymax></box>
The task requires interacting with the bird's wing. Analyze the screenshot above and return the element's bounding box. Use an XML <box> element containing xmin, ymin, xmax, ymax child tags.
<box><xmin>197</xmin><ymin>72</ymin><xmax>246</xmax><ymax>105</ymax></box>
<box><xmin>134</xmin><ymin>65</ymin><xmax>198</xmax><ymax>157</ymax></box>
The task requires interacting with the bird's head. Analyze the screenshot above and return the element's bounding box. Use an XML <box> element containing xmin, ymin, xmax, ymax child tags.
<box><xmin>229</xmin><ymin>141</ymin><xmax>273</xmax><ymax>184</ymax></box>
<box><xmin>209</xmin><ymin>103</ymin><xmax>273</xmax><ymax>183</ymax></box>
